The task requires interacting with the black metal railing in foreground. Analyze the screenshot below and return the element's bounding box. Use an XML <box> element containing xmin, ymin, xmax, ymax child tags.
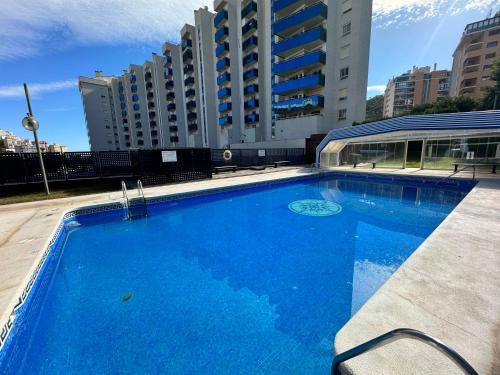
<box><xmin>0</xmin><ymin>149</ymin><xmax>212</xmax><ymax>186</ymax></box>
<box><xmin>331</xmin><ymin>328</ymin><xmax>478</xmax><ymax>375</ymax></box>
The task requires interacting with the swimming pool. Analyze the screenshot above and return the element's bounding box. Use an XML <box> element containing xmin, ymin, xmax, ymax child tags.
<box><xmin>0</xmin><ymin>173</ymin><xmax>474</xmax><ymax>374</ymax></box>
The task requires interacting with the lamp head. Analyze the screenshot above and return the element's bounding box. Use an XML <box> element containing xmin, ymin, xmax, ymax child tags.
<box><xmin>22</xmin><ymin>115</ymin><xmax>39</xmax><ymax>131</ymax></box>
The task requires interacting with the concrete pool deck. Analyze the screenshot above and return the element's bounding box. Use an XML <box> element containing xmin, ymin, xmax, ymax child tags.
<box><xmin>0</xmin><ymin>166</ymin><xmax>499</xmax><ymax>374</ymax></box>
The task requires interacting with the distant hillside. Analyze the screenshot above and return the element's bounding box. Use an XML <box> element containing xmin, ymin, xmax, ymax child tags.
<box><xmin>365</xmin><ymin>95</ymin><xmax>384</xmax><ymax>121</ymax></box>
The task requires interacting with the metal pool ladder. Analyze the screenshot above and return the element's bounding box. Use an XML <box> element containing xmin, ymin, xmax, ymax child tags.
<box><xmin>122</xmin><ymin>179</ymin><xmax>148</xmax><ymax>219</ymax></box>
<box><xmin>331</xmin><ymin>328</ymin><xmax>478</xmax><ymax>375</ymax></box>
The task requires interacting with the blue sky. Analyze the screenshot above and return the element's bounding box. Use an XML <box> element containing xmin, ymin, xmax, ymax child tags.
<box><xmin>0</xmin><ymin>0</ymin><xmax>498</xmax><ymax>151</ymax></box>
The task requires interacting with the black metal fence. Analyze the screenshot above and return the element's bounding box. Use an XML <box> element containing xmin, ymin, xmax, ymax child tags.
<box><xmin>0</xmin><ymin>149</ymin><xmax>212</xmax><ymax>186</ymax></box>
<box><xmin>211</xmin><ymin>148</ymin><xmax>304</xmax><ymax>167</ymax></box>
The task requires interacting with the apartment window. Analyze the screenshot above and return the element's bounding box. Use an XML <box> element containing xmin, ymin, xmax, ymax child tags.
<box><xmin>340</xmin><ymin>67</ymin><xmax>349</xmax><ymax>80</ymax></box>
<box><xmin>342</xmin><ymin>21</ymin><xmax>351</xmax><ymax>36</ymax></box>
<box><xmin>137</xmin><ymin>140</ymin><xmax>144</xmax><ymax>146</ymax></box>
<box><xmin>340</xmin><ymin>44</ymin><xmax>350</xmax><ymax>59</ymax></box>
<box><xmin>137</xmin><ymin>131</ymin><xmax>143</xmax><ymax>137</ymax></box>
<box><xmin>484</xmin><ymin>64</ymin><xmax>492</xmax><ymax>70</ymax></box>
<box><xmin>482</xmin><ymin>75</ymin><xmax>491</xmax><ymax>80</ymax></box>
<box><xmin>342</xmin><ymin>0</ymin><xmax>352</xmax><ymax>14</ymax></box>
<box><xmin>124</xmin><ymin>127</ymin><xmax>129</xmax><ymax>132</ymax></box>
<box><xmin>489</xmin><ymin>29</ymin><xmax>500</xmax><ymax>36</ymax></box>
<box><xmin>486</xmin><ymin>41</ymin><xmax>498</xmax><ymax>48</ymax></box>
<box><xmin>338</xmin><ymin>109</ymin><xmax>347</xmax><ymax>120</ymax></box>
<box><xmin>338</xmin><ymin>88</ymin><xmax>348</xmax><ymax>101</ymax></box>
<box><xmin>125</xmin><ymin>135</ymin><xmax>130</xmax><ymax>140</ymax></box>
<box><xmin>485</xmin><ymin>52</ymin><xmax>496</xmax><ymax>59</ymax></box>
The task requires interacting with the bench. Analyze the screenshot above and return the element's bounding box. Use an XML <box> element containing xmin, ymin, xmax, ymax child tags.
<box><xmin>213</xmin><ymin>165</ymin><xmax>238</xmax><ymax>174</ymax></box>
<box><xmin>353</xmin><ymin>162</ymin><xmax>376</xmax><ymax>169</ymax></box>
<box><xmin>274</xmin><ymin>161</ymin><xmax>291</xmax><ymax>168</ymax></box>
<box><xmin>453</xmin><ymin>162</ymin><xmax>499</xmax><ymax>174</ymax></box>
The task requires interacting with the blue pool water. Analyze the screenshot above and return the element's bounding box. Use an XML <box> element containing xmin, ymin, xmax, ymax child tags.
<box><xmin>0</xmin><ymin>174</ymin><xmax>473</xmax><ymax>374</ymax></box>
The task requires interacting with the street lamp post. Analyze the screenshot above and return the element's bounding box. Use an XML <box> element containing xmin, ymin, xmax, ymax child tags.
<box><xmin>22</xmin><ymin>83</ymin><xmax>50</xmax><ymax>195</ymax></box>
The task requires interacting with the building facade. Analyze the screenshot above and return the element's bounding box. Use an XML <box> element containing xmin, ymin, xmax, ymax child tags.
<box><xmin>272</xmin><ymin>0</ymin><xmax>372</xmax><ymax>140</ymax></box>
<box><xmin>450</xmin><ymin>12</ymin><xmax>500</xmax><ymax>99</ymax></box>
<box><xmin>383</xmin><ymin>66</ymin><xmax>451</xmax><ymax>118</ymax></box>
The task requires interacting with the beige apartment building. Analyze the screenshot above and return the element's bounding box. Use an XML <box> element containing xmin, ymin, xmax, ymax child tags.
<box><xmin>450</xmin><ymin>12</ymin><xmax>500</xmax><ymax>99</ymax></box>
<box><xmin>383</xmin><ymin>66</ymin><xmax>451</xmax><ymax>118</ymax></box>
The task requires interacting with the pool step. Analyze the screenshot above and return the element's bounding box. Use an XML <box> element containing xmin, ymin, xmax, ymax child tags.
<box><xmin>122</xmin><ymin>180</ymin><xmax>148</xmax><ymax>220</ymax></box>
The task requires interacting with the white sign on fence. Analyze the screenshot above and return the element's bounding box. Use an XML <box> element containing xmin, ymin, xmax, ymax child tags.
<box><xmin>161</xmin><ymin>150</ymin><xmax>177</xmax><ymax>163</ymax></box>
<box><xmin>258</xmin><ymin>149</ymin><xmax>266</xmax><ymax>157</ymax></box>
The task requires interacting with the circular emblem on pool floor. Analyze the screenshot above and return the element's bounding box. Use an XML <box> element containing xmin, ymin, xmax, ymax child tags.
<box><xmin>288</xmin><ymin>199</ymin><xmax>342</xmax><ymax>217</ymax></box>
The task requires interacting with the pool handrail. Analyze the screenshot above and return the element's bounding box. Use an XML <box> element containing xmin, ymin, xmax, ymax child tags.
<box><xmin>331</xmin><ymin>328</ymin><xmax>478</xmax><ymax>375</ymax></box>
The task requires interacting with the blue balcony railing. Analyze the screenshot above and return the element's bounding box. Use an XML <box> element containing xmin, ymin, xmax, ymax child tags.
<box><xmin>168</xmin><ymin>115</ymin><xmax>177</xmax><ymax>122</ymax></box>
<box><xmin>131</xmin><ymin>85</ymin><xmax>138</xmax><ymax>92</ymax></box>
<box><xmin>188</xmin><ymin>123</ymin><xmax>198</xmax><ymax>132</ymax></box>
<box><xmin>130</xmin><ymin>74</ymin><xmax>137</xmax><ymax>83</ymax></box>
<box><xmin>214</xmin><ymin>9</ymin><xmax>228</xmax><ymax>27</ymax></box>
<box><xmin>219</xmin><ymin>115</ymin><xmax>232</xmax><ymax>126</ymax></box>
<box><xmin>243</xmin><ymin>68</ymin><xmax>259</xmax><ymax>81</ymax></box>
<box><xmin>181</xmin><ymin>38</ymin><xmax>192</xmax><ymax>49</ymax></box>
<box><xmin>273</xmin><ymin>27</ymin><xmax>326</xmax><ymax>56</ymax></box>
<box><xmin>241</xmin><ymin>1</ymin><xmax>257</xmax><ymax>18</ymax></box>
<box><xmin>133</xmin><ymin>104</ymin><xmax>140</xmax><ymax>111</ymax></box>
<box><xmin>216</xmin><ymin>57</ymin><xmax>230</xmax><ymax>72</ymax></box>
<box><xmin>120</xmin><ymin>102</ymin><xmax>126</xmax><ymax>109</ymax></box>
<box><xmin>242</xmin><ymin>18</ymin><xmax>257</xmax><ymax>35</ymax></box>
<box><xmin>243</xmin><ymin>35</ymin><xmax>258</xmax><ymax>51</ymax></box>
<box><xmin>273</xmin><ymin>2</ymin><xmax>327</xmax><ymax>36</ymax></box>
<box><xmin>132</xmin><ymin>94</ymin><xmax>139</xmax><ymax>102</ymax></box>
<box><xmin>218</xmin><ymin>101</ymin><xmax>232</xmax><ymax>112</ymax></box>
<box><xmin>121</xmin><ymin>110</ymin><xmax>127</xmax><ymax>117</ymax></box>
<box><xmin>167</xmin><ymin>103</ymin><xmax>176</xmax><ymax>111</ymax></box>
<box><xmin>273</xmin><ymin>50</ymin><xmax>326</xmax><ymax>75</ymax></box>
<box><xmin>215</xmin><ymin>26</ymin><xmax>229</xmax><ymax>43</ymax></box>
<box><xmin>216</xmin><ymin>42</ymin><xmax>230</xmax><ymax>58</ymax></box>
<box><xmin>169</xmin><ymin>125</ymin><xmax>178</xmax><ymax>132</ymax></box>
<box><xmin>119</xmin><ymin>94</ymin><xmax>125</xmax><ymax>101</ymax></box>
<box><xmin>273</xmin><ymin>0</ymin><xmax>301</xmax><ymax>13</ymax></box>
<box><xmin>244</xmin><ymin>83</ymin><xmax>259</xmax><ymax>95</ymax></box>
<box><xmin>119</xmin><ymin>86</ymin><xmax>124</xmax><ymax>93</ymax></box>
<box><xmin>244</xmin><ymin>98</ymin><xmax>259</xmax><ymax>109</ymax></box>
<box><xmin>273</xmin><ymin>73</ymin><xmax>325</xmax><ymax>95</ymax></box>
<box><xmin>245</xmin><ymin>113</ymin><xmax>259</xmax><ymax>124</ymax></box>
<box><xmin>218</xmin><ymin>87</ymin><xmax>231</xmax><ymax>99</ymax></box>
<box><xmin>243</xmin><ymin>52</ymin><xmax>258</xmax><ymax>66</ymax></box>
<box><xmin>217</xmin><ymin>71</ymin><xmax>231</xmax><ymax>85</ymax></box>
<box><xmin>185</xmin><ymin>88</ymin><xmax>196</xmax><ymax>97</ymax></box>
<box><xmin>273</xmin><ymin>95</ymin><xmax>324</xmax><ymax>112</ymax></box>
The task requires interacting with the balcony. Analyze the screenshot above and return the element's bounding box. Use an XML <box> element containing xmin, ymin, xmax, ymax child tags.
<box><xmin>243</xmin><ymin>68</ymin><xmax>259</xmax><ymax>81</ymax></box>
<box><xmin>166</xmin><ymin>92</ymin><xmax>175</xmax><ymax>101</ymax></box>
<box><xmin>214</xmin><ymin>9</ymin><xmax>228</xmax><ymax>27</ymax></box>
<box><xmin>273</xmin><ymin>73</ymin><xmax>325</xmax><ymax>95</ymax></box>
<box><xmin>216</xmin><ymin>42</ymin><xmax>230</xmax><ymax>58</ymax></box>
<box><xmin>164</xmin><ymin>68</ymin><xmax>173</xmax><ymax>78</ymax></box>
<box><xmin>130</xmin><ymin>74</ymin><xmax>137</xmax><ymax>83</ymax></box>
<box><xmin>148</xmin><ymin>102</ymin><xmax>155</xmax><ymax>109</ymax></box>
<box><xmin>119</xmin><ymin>94</ymin><xmax>125</xmax><ymax>101</ymax></box>
<box><xmin>145</xmin><ymin>72</ymin><xmax>152</xmax><ymax>80</ymax></box>
<box><xmin>273</xmin><ymin>50</ymin><xmax>326</xmax><ymax>76</ymax></box>
<box><xmin>120</xmin><ymin>102</ymin><xmax>126</xmax><ymax>109</ymax></box>
<box><xmin>170</xmin><ymin>136</ymin><xmax>179</xmax><ymax>143</ymax></box>
<box><xmin>121</xmin><ymin>110</ymin><xmax>127</xmax><ymax>117</ymax></box>
<box><xmin>242</xmin><ymin>18</ymin><xmax>257</xmax><ymax>36</ymax></box>
<box><xmin>134</xmin><ymin>113</ymin><xmax>141</xmax><ymax>120</ymax></box>
<box><xmin>244</xmin><ymin>83</ymin><xmax>259</xmax><ymax>95</ymax></box>
<box><xmin>241</xmin><ymin>1</ymin><xmax>257</xmax><ymax>18</ymax></box>
<box><xmin>165</xmin><ymin>80</ymin><xmax>174</xmax><ymax>89</ymax></box>
<box><xmin>169</xmin><ymin>125</ymin><xmax>178</xmax><ymax>132</ymax></box>
<box><xmin>186</xmin><ymin>100</ymin><xmax>197</xmax><ymax>110</ymax></box>
<box><xmin>218</xmin><ymin>87</ymin><xmax>231</xmax><ymax>99</ymax></box>
<box><xmin>150</xmin><ymin>121</ymin><xmax>157</xmax><ymax>128</ymax></box>
<box><xmin>215</xmin><ymin>26</ymin><xmax>229</xmax><ymax>43</ymax></box>
<box><xmin>219</xmin><ymin>115</ymin><xmax>232</xmax><ymax>126</ymax></box>
<box><xmin>244</xmin><ymin>98</ymin><xmax>259</xmax><ymax>109</ymax></box>
<box><xmin>184</xmin><ymin>64</ymin><xmax>194</xmax><ymax>74</ymax></box>
<box><xmin>131</xmin><ymin>85</ymin><xmax>138</xmax><ymax>92</ymax></box>
<box><xmin>188</xmin><ymin>123</ymin><xmax>198</xmax><ymax>132</ymax></box>
<box><xmin>185</xmin><ymin>88</ymin><xmax>196</xmax><ymax>97</ymax></box>
<box><xmin>245</xmin><ymin>113</ymin><xmax>259</xmax><ymax>124</ymax></box>
<box><xmin>184</xmin><ymin>76</ymin><xmax>195</xmax><ymax>86</ymax></box>
<box><xmin>149</xmin><ymin>111</ymin><xmax>156</xmax><ymax>119</ymax></box>
<box><xmin>167</xmin><ymin>103</ymin><xmax>176</xmax><ymax>111</ymax></box>
<box><xmin>146</xmin><ymin>82</ymin><xmax>153</xmax><ymax>90</ymax></box>
<box><xmin>168</xmin><ymin>114</ymin><xmax>177</xmax><ymax>122</ymax></box>
<box><xmin>216</xmin><ymin>57</ymin><xmax>231</xmax><ymax>72</ymax></box>
<box><xmin>132</xmin><ymin>94</ymin><xmax>139</xmax><ymax>102</ymax></box>
<box><xmin>187</xmin><ymin>112</ymin><xmax>197</xmax><ymax>121</ymax></box>
<box><xmin>119</xmin><ymin>85</ymin><xmax>124</xmax><ymax>93</ymax></box>
<box><xmin>243</xmin><ymin>35</ymin><xmax>258</xmax><ymax>51</ymax></box>
<box><xmin>217</xmin><ymin>71</ymin><xmax>231</xmax><ymax>85</ymax></box>
<box><xmin>182</xmin><ymin>50</ymin><xmax>193</xmax><ymax>62</ymax></box>
<box><xmin>181</xmin><ymin>38</ymin><xmax>192</xmax><ymax>49</ymax></box>
<box><xmin>163</xmin><ymin>55</ymin><xmax>172</xmax><ymax>66</ymax></box>
<box><xmin>135</xmin><ymin>121</ymin><xmax>142</xmax><ymax>128</ymax></box>
<box><xmin>147</xmin><ymin>92</ymin><xmax>154</xmax><ymax>100</ymax></box>
<box><xmin>133</xmin><ymin>104</ymin><xmax>140</xmax><ymax>111</ymax></box>
<box><xmin>218</xmin><ymin>101</ymin><xmax>232</xmax><ymax>112</ymax></box>
<box><xmin>273</xmin><ymin>2</ymin><xmax>328</xmax><ymax>37</ymax></box>
<box><xmin>273</xmin><ymin>94</ymin><xmax>324</xmax><ymax>113</ymax></box>
<box><xmin>243</xmin><ymin>52</ymin><xmax>258</xmax><ymax>66</ymax></box>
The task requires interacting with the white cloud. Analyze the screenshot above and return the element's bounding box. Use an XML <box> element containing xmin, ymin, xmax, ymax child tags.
<box><xmin>367</xmin><ymin>85</ymin><xmax>386</xmax><ymax>93</ymax></box>
<box><xmin>0</xmin><ymin>0</ymin><xmax>210</xmax><ymax>60</ymax></box>
<box><xmin>0</xmin><ymin>80</ymin><xmax>77</xmax><ymax>99</ymax></box>
<box><xmin>373</xmin><ymin>0</ymin><xmax>497</xmax><ymax>28</ymax></box>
